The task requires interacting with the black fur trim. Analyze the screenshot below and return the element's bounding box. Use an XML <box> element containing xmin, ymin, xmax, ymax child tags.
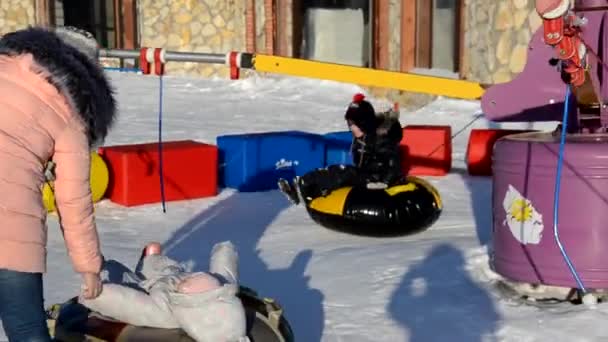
<box><xmin>0</xmin><ymin>27</ymin><xmax>116</xmax><ymax>146</ymax></box>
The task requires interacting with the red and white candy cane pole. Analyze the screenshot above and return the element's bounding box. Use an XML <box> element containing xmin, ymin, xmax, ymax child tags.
<box><xmin>139</xmin><ymin>47</ymin><xmax>151</xmax><ymax>74</ymax></box>
<box><xmin>138</xmin><ymin>47</ymin><xmax>168</xmax><ymax>211</ymax></box>
<box><xmin>153</xmin><ymin>48</ymin><xmax>166</xmax><ymax>76</ymax></box>
<box><xmin>138</xmin><ymin>47</ymin><xmax>166</xmax><ymax>75</ymax></box>
<box><xmin>227</xmin><ymin>51</ymin><xmax>240</xmax><ymax>80</ymax></box>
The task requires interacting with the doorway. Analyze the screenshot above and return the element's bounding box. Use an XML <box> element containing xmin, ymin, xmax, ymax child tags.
<box><xmin>54</xmin><ymin>0</ymin><xmax>116</xmax><ymax>48</ymax></box>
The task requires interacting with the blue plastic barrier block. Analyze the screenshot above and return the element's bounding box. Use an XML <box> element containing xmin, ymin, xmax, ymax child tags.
<box><xmin>217</xmin><ymin>131</ymin><xmax>326</xmax><ymax>192</ymax></box>
<box><xmin>323</xmin><ymin>131</ymin><xmax>353</xmax><ymax>166</ymax></box>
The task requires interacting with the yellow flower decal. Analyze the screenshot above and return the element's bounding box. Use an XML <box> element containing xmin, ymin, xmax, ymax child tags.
<box><xmin>509</xmin><ymin>198</ymin><xmax>533</xmax><ymax>222</ymax></box>
<box><xmin>503</xmin><ymin>185</ymin><xmax>544</xmax><ymax>245</ymax></box>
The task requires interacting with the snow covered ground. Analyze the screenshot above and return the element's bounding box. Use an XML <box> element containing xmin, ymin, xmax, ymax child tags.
<box><xmin>3</xmin><ymin>70</ymin><xmax>608</xmax><ymax>341</ymax></box>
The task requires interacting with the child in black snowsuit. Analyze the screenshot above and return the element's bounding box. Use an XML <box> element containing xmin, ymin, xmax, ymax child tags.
<box><xmin>279</xmin><ymin>93</ymin><xmax>404</xmax><ymax>205</ymax></box>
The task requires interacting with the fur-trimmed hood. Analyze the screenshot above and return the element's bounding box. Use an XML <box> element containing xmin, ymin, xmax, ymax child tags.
<box><xmin>0</xmin><ymin>27</ymin><xmax>116</xmax><ymax>146</ymax></box>
<box><xmin>375</xmin><ymin>108</ymin><xmax>402</xmax><ymax>145</ymax></box>
<box><xmin>375</xmin><ymin>104</ymin><xmax>400</xmax><ymax>121</ymax></box>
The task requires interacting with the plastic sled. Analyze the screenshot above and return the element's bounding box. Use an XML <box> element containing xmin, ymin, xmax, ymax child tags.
<box><xmin>47</xmin><ymin>286</ymin><xmax>295</xmax><ymax>342</ymax></box>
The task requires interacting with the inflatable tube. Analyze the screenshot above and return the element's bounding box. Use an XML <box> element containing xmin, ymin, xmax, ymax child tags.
<box><xmin>305</xmin><ymin>176</ymin><xmax>442</xmax><ymax>237</ymax></box>
<box><xmin>43</xmin><ymin>151</ymin><xmax>109</xmax><ymax>212</ymax></box>
<box><xmin>47</xmin><ymin>286</ymin><xmax>294</xmax><ymax>342</ymax></box>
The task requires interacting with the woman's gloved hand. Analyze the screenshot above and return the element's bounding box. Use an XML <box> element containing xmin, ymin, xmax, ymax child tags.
<box><xmin>81</xmin><ymin>272</ymin><xmax>103</xmax><ymax>299</ymax></box>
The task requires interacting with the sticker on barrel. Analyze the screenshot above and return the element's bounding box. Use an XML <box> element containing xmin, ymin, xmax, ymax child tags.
<box><xmin>503</xmin><ymin>185</ymin><xmax>544</xmax><ymax>245</ymax></box>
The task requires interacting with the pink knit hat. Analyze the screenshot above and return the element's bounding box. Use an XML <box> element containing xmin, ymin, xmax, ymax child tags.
<box><xmin>177</xmin><ymin>273</ymin><xmax>221</xmax><ymax>294</ymax></box>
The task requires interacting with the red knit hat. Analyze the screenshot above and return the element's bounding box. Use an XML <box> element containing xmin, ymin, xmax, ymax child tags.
<box><xmin>344</xmin><ymin>93</ymin><xmax>377</xmax><ymax>134</ymax></box>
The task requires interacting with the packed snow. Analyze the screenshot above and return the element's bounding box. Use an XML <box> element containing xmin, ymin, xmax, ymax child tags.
<box><xmin>4</xmin><ymin>70</ymin><xmax>608</xmax><ymax>341</ymax></box>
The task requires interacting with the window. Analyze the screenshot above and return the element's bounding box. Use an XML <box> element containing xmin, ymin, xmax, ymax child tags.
<box><xmin>414</xmin><ymin>0</ymin><xmax>461</xmax><ymax>76</ymax></box>
<box><xmin>432</xmin><ymin>0</ymin><xmax>458</xmax><ymax>71</ymax></box>
<box><xmin>293</xmin><ymin>0</ymin><xmax>373</xmax><ymax>67</ymax></box>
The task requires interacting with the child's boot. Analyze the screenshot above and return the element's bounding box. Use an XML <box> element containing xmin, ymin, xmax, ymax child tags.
<box><xmin>278</xmin><ymin>178</ymin><xmax>301</xmax><ymax>205</ymax></box>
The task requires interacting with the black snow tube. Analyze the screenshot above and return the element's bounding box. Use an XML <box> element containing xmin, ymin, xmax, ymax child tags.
<box><xmin>305</xmin><ymin>176</ymin><xmax>442</xmax><ymax>237</ymax></box>
<box><xmin>47</xmin><ymin>286</ymin><xmax>294</xmax><ymax>342</ymax></box>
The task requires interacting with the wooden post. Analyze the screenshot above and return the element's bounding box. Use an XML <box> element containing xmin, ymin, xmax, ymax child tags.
<box><xmin>277</xmin><ymin>0</ymin><xmax>291</xmax><ymax>56</ymax></box>
<box><xmin>400</xmin><ymin>0</ymin><xmax>416</xmax><ymax>72</ymax></box>
<box><xmin>416</xmin><ymin>0</ymin><xmax>433</xmax><ymax>68</ymax></box>
<box><xmin>121</xmin><ymin>0</ymin><xmax>137</xmax><ymax>49</ymax></box>
<box><xmin>264</xmin><ymin>0</ymin><xmax>276</xmax><ymax>55</ymax></box>
<box><xmin>291</xmin><ymin>0</ymin><xmax>302</xmax><ymax>58</ymax></box>
<box><xmin>373</xmin><ymin>0</ymin><xmax>390</xmax><ymax>70</ymax></box>
<box><xmin>113</xmin><ymin>0</ymin><xmax>122</xmax><ymax>48</ymax></box>
<box><xmin>35</xmin><ymin>0</ymin><xmax>54</xmax><ymax>27</ymax></box>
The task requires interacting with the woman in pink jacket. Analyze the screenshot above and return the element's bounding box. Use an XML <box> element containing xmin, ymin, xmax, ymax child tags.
<box><xmin>0</xmin><ymin>26</ymin><xmax>116</xmax><ymax>341</ymax></box>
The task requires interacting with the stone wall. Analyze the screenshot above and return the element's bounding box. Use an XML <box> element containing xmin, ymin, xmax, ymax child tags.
<box><xmin>138</xmin><ymin>0</ymin><xmax>246</xmax><ymax>78</ymax></box>
<box><xmin>0</xmin><ymin>0</ymin><xmax>36</xmax><ymax>36</ymax></box>
<box><xmin>463</xmin><ymin>0</ymin><xmax>542</xmax><ymax>84</ymax></box>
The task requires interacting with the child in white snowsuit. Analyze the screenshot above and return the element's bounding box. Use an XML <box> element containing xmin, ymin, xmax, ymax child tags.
<box><xmin>80</xmin><ymin>241</ymin><xmax>249</xmax><ymax>342</ymax></box>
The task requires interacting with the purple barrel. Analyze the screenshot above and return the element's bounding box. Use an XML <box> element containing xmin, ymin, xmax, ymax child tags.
<box><xmin>492</xmin><ymin>132</ymin><xmax>608</xmax><ymax>289</ymax></box>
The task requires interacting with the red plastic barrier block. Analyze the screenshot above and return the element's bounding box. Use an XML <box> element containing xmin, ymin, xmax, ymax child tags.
<box><xmin>466</xmin><ymin>129</ymin><xmax>534</xmax><ymax>176</ymax></box>
<box><xmin>400</xmin><ymin>125</ymin><xmax>452</xmax><ymax>176</ymax></box>
<box><xmin>98</xmin><ymin>140</ymin><xmax>218</xmax><ymax>206</ymax></box>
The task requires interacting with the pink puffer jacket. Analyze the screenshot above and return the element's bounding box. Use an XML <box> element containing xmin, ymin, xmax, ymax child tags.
<box><xmin>0</xmin><ymin>27</ymin><xmax>117</xmax><ymax>274</ymax></box>
<box><xmin>0</xmin><ymin>54</ymin><xmax>100</xmax><ymax>274</ymax></box>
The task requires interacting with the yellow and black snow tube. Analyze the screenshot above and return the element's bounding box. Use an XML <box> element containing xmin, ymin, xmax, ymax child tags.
<box><xmin>305</xmin><ymin>176</ymin><xmax>442</xmax><ymax>237</ymax></box>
